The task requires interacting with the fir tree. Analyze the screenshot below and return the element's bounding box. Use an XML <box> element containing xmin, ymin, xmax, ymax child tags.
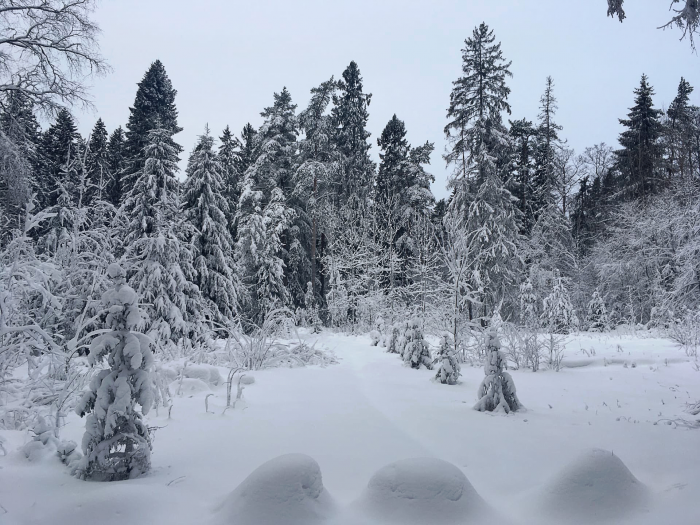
<box><xmin>509</xmin><ymin>118</ymin><xmax>537</xmax><ymax>235</ymax></box>
<box><xmin>541</xmin><ymin>271</ymin><xmax>578</xmax><ymax>334</ymax></box>
<box><xmin>218</xmin><ymin>125</ymin><xmax>242</xmax><ymax>233</ymax></box>
<box><xmin>124</xmin><ymin>60</ymin><xmax>183</xmax><ymax>187</ymax></box>
<box><xmin>666</xmin><ymin>78</ymin><xmax>698</xmax><ymax>182</ymax></box>
<box><xmin>75</xmin><ymin>263</ymin><xmax>155</xmax><ymax>481</ymax></box>
<box><xmin>616</xmin><ymin>74</ymin><xmax>663</xmax><ymax>201</ymax></box>
<box><xmin>532</xmin><ymin>76</ymin><xmax>563</xmax><ymax>214</ymax></box>
<box><xmin>235</xmin><ymin>123</ymin><xmax>258</xmax><ymax>176</ymax></box>
<box><xmin>37</xmin><ymin>108</ymin><xmax>80</xmax><ymax>208</ymax></box>
<box><xmin>332</xmin><ymin>61</ymin><xmax>375</xmax><ymax>202</ymax></box>
<box><xmin>121</xmin><ymin>126</ymin><xmax>201</xmax><ymax>349</ymax></box>
<box><xmin>587</xmin><ymin>290</ymin><xmax>610</xmax><ymax>332</ymax></box>
<box><xmin>182</xmin><ymin>128</ymin><xmax>240</xmax><ymax>322</ymax></box>
<box><xmin>401</xmin><ymin>318</ymin><xmax>433</xmax><ymax>369</ymax></box>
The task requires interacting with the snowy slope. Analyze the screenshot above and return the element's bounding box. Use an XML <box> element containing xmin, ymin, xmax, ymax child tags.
<box><xmin>0</xmin><ymin>331</ymin><xmax>698</xmax><ymax>525</ymax></box>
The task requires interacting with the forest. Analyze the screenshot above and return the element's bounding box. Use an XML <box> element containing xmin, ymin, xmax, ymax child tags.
<box><xmin>0</xmin><ymin>2</ymin><xmax>699</xmax><ymax>523</ymax></box>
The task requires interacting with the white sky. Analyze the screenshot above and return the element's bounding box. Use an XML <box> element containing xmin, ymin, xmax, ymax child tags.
<box><xmin>76</xmin><ymin>0</ymin><xmax>700</xmax><ymax>199</ymax></box>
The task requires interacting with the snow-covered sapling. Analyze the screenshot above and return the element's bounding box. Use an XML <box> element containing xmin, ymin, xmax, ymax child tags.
<box><xmin>75</xmin><ymin>263</ymin><xmax>155</xmax><ymax>481</ymax></box>
<box><xmin>435</xmin><ymin>333</ymin><xmax>460</xmax><ymax>384</ymax></box>
<box><xmin>541</xmin><ymin>272</ymin><xmax>579</xmax><ymax>334</ymax></box>
<box><xmin>587</xmin><ymin>290</ymin><xmax>610</xmax><ymax>332</ymax></box>
<box><xmin>402</xmin><ymin>318</ymin><xmax>433</xmax><ymax>370</ymax></box>
<box><xmin>386</xmin><ymin>324</ymin><xmax>401</xmax><ymax>354</ymax></box>
<box><xmin>474</xmin><ymin>329</ymin><xmax>522</xmax><ymax>413</ymax></box>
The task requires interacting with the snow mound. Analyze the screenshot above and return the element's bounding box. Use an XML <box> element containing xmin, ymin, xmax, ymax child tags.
<box><xmin>169</xmin><ymin>378</ymin><xmax>210</xmax><ymax>396</ymax></box>
<box><xmin>215</xmin><ymin>453</ymin><xmax>336</xmax><ymax>525</ymax></box>
<box><xmin>180</xmin><ymin>364</ymin><xmax>222</xmax><ymax>386</ymax></box>
<box><xmin>355</xmin><ymin>457</ymin><xmax>488</xmax><ymax>524</ymax></box>
<box><xmin>538</xmin><ymin>448</ymin><xmax>650</xmax><ymax>522</ymax></box>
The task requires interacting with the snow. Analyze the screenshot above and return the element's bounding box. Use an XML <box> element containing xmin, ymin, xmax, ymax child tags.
<box><xmin>352</xmin><ymin>457</ymin><xmax>489</xmax><ymax>524</ymax></box>
<box><xmin>536</xmin><ymin>448</ymin><xmax>649</xmax><ymax>523</ymax></box>
<box><xmin>214</xmin><ymin>453</ymin><xmax>336</xmax><ymax>525</ymax></box>
<box><xmin>0</xmin><ymin>331</ymin><xmax>699</xmax><ymax>525</ymax></box>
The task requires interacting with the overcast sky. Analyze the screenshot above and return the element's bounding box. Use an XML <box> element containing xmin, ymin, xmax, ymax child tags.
<box><xmin>75</xmin><ymin>0</ymin><xmax>699</xmax><ymax>199</ymax></box>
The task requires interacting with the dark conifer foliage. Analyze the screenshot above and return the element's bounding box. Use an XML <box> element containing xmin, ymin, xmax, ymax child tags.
<box><xmin>615</xmin><ymin>74</ymin><xmax>663</xmax><ymax>201</ymax></box>
<box><xmin>106</xmin><ymin>127</ymin><xmax>126</xmax><ymax>207</ymax></box>
<box><xmin>235</xmin><ymin>123</ymin><xmax>259</xmax><ymax>177</ymax></box>
<box><xmin>124</xmin><ymin>60</ymin><xmax>183</xmax><ymax>186</ymax></box>
<box><xmin>37</xmin><ymin>108</ymin><xmax>81</xmax><ymax>208</ymax></box>
<box><xmin>509</xmin><ymin>118</ymin><xmax>537</xmax><ymax>235</ymax></box>
<box><xmin>84</xmin><ymin>118</ymin><xmax>109</xmax><ymax>206</ymax></box>
<box><xmin>331</xmin><ymin>61</ymin><xmax>375</xmax><ymax>201</ymax></box>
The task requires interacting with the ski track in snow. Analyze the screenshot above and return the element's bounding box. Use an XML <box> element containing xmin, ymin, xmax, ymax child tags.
<box><xmin>0</xmin><ymin>331</ymin><xmax>699</xmax><ymax>525</ymax></box>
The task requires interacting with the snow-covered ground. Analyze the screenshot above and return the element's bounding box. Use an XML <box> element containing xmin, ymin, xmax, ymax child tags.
<box><xmin>1</xmin><ymin>331</ymin><xmax>699</xmax><ymax>525</ymax></box>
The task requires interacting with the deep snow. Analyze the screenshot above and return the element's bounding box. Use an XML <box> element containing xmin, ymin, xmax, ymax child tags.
<box><xmin>0</xmin><ymin>330</ymin><xmax>699</xmax><ymax>525</ymax></box>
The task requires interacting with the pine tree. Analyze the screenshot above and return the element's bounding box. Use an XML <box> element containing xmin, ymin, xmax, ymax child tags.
<box><xmin>75</xmin><ymin>263</ymin><xmax>155</xmax><ymax>481</ymax></box>
<box><xmin>124</xmin><ymin>60</ymin><xmax>183</xmax><ymax>187</ymax></box>
<box><xmin>84</xmin><ymin>118</ymin><xmax>110</xmax><ymax>206</ymax></box>
<box><xmin>182</xmin><ymin>128</ymin><xmax>240</xmax><ymax>322</ymax></box>
<box><xmin>331</xmin><ymin>61</ymin><xmax>375</xmax><ymax>202</ymax></box>
<box><xmin>616</xmin><ymin>74</ymin><xmax>663</xmax><ymax>201</ymax></box>
<box><xmin>474</xmin><ymin>328</ymin><xmax>522</xmax><ymax>413</ymax></box>
<box><xmin>121</xmin><ymin>126</ymin><xmax>201</xmax><ymax>349</ymax></box>
<box><xmin>106</xmin><ymin>127</ymin><xmax>126</xmax><ymax>208</ymax></box>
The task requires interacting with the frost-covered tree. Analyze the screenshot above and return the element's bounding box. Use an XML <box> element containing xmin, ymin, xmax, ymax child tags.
<box><xmin>84</xmin><ymin>118</ymin><xmax>110</xmax><ymax>206</ymax></box>
<box><xmin>541</xmin><ymin>271</ymin><xmax>578</xmax><ymax>334</ymax></box>
<box><xmin>182</xmin><ymin>128</ymin><xmax>240</xmax><ymax>322</ymax></box>
<box><xmin>402</xmin><ymin>318</ymin><xmax>432</xmax><ymax>369</ymax></box>
<box><xmin>474</xmin><ymin>328</ymin><xmax>522</xmax><ymax>413</ymax></box>
<box><xmin>587</xmin><ymin>290</ymin><xmax>610</xmax><ymax>332</ymax></box>
<box><xmin>75</xmin><ymin>264</ymin><xmax>154</xmax><ymax>481</ymax></box>
<box><xmin>121</xmin><ymin>126</ymin><xmax>201</xmax><ymax>349</ymax></box>
<box><xmin>519</xmin><ymin>277</ymin><xmax>538</xmax><ymax>327</ymax></box>
<box><xmin>434</xmin><ymin>333</ymin><xmax>460</xmax><ymax>384</ymax></box>
<box><xmin>75</xmin><ymin>263</ymin><xmax>154</xmax><ymax>481</ymax></box>
<box><xmin>218</xmin><ymin>125</ymin><xmax>242</xmax><ymax>234</ymax></box>
<box><xmin>106</xmin><ymin>126</ymin><xmax>126</xmax><ymax>208</ymax></box>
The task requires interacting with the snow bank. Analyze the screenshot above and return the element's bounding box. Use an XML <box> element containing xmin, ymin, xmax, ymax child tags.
<box><xmin>214</xmin><ymin>453</ymin><xmax>336</xmax><ymax>525</ymax></box>
<box><xmin>169</xmin><ymin>378</ymin><xmax>210</xmax><ymax>396</ymax></box>
<box><xmin>354</xmin><ymin>457</ymin><xmax>488</xmax><ymax>524</ymax></box>
<box><xmin>537</xmin><ymin>448</ymin><xmax>650</xmax><ymax>523</ymax></box>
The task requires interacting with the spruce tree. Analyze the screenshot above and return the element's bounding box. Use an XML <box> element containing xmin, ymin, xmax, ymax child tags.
<box><xmin>218</xmin><ymin>125</ymin><xmax>242</xmax><ymax>233</ymax></box>
<box><xmin>124</xmin><ymin>60</ymin><xmax>183</xmax><ymax>187</ymax></box>
<box><xmin>106</xmin><ymin>127</ymin><xmax>126</xmax><ymax>207</ymax></box>
<box><xmin>331</xmin><ymin>61</ymin><xmax>375</xmax><ymax>202</ymax></box>
<box><xmin>235</xmin><ymin>123</ymin><xmax>259</xmax><ymax>176</ymax></box>
<box><xmin>182</xmin><ymin>128</ymin><xmax>240</xmax><ymax>322</ymax></box>
<box><xmin>616</xmin><ymin>74</ymin><xmax>663</xmax><ymax>201</ymax></box>
<box><xmin>121</xmin><ymin>126</ymin><xmax>201</xmax><ymax>349</ymax></box>
<box><xmin>75</xmin><ymin>263</ymin><xmax>154</xmax><ymax>481</ymax></box>
<box><xmin>532</xmin><ymin>76</ymin><xmax>563</xmax><ymax>215</ymax></box>
<box><xmin>509</xmin><ymin>118</ymin><xmax>537</xmax><ymax>235</ymax></box>
<box><xmin>435</xmin><ymin>333</ymin><xmax>460</xmax><ymax>384</ymax></box>
<box><xmin>84</xmin><ymin>118</ymin><xmax>110</xmax><ymax>206</ymax></box>
<box><xmin>37</xmin><ymin>108</ymin><xmax>80</xmax><ymax>208</ymax></box>
<box><xmin>666</xmin><ymin>78</ymin><xmax>698</xmax><ymax>182</ymax></box>
<box><xmin>474</xmin><ymin>328</ymin><xmax>522</xmax><ymax>413</ymax></box>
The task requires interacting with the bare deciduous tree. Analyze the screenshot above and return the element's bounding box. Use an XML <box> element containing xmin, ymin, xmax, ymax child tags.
<box><xmin>0</xmin><ymin>0</ymin><xmax>109</xmax><ymax>114</ymax></box>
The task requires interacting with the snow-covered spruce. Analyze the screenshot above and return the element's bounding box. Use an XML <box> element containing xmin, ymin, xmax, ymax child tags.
<box><xmin>587</xmin><ymin>290</ymin><xmax>610</xmax><ymax>332</ymax></box>
<box><xmin>541</xmin><ymin>271</ymin><xmax>579</xmax><ymax>334</ymax></box>
<box><xmin>434</xmin><ymin>333</ymin><xmax>460</xmax><ymax>384</ymax></box>
<box><xmin>75</xmin><ymin>263</ymin><xmax>155</xmax><ymax>481</ymax></box>
<box><xmin>474</xmin><ymin>329</ymin><xmax>522</xmax><ymax>413</ymax></box>
<box><xmin>385</xmin><ymin>324</ymin><xmax>402</xmax><ymax>354</ymax></box>
<box><xmin>402</xmin><ymin>318</ymin><xmax>432</xmax><ymax>370</ymax></box>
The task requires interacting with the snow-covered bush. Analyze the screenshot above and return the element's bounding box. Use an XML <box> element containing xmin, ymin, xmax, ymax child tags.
<box><xmin>385</xmin><ymin>324</ymin><xmax>402</xmax><ymax>354</ymax></box>
<box><xmin>587</xmin><ymin>290</ymin><xmax>610</xmax><ymax>332</ymax></box>
<box><xmin>519</xmin><ymin>278</ymin><xmax>539</xmax><ymax>328</ymax></box>
<box><xmin>434</xmin><ymin>333</ymin><xmax>460</xmax><ymax>384</ymax></box>
<box><xmin>474</xmin><ymin>329</ymin><xmax>522</xmax><ymax>413</ymax></box>
<box><xmin>402</xmin><ymin>318</ymin><xmax>432</xmax><ymax>369</ymax></box>
<box><xmin>22</xmin><ymin>415</ymin><xmax>58</xmax><ymax>461</ymax></box>
<box><xmin>541</xmin><ymin>272</ymin><xmax>579</xmax><ymax>334</ymax></box>
<box><xmin>74</xmin><ymin>263</ymin><xmax>155</xmax><ymax>481</ymax></box>
<box><xmin>669</xmin><ymin>309</ymin><xmax>700</xmax><ymax>358</ymax></box>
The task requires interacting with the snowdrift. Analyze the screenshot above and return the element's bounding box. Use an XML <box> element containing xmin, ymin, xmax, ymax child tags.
<box><xmin>352</xmin><ymin>457</ymin><xmax>489</xmax><ymax>524</ymax></box>
<box><xmin>214</xmin><ymin>453</ymin><xmax>337</xmax><ymax>525</ymax></box>
<box><xmin>537</xmin><ymin>448</ymin><xmax>650</xmax><ymax>523</ymax></box>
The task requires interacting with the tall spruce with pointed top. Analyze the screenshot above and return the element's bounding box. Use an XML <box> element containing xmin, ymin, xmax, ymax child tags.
<box><xmin>182</xmin><ymin>128</ymin><xmax>240</xmax><ymax>322</ymax></box>
<box><xmin>616</xmin><ymin>74</ymin><xmax>663</xmax><ymax>201</ymax></box>
<box><xmin>106</xmin><ymin>126</ymin><xmax>126</xmax><ymax>208</ymax></box>
<box><xmin>37</xmin><ymin>108</ymin><xmax>80</xmax><ymax>208</ymax></box>
<box><xmin>445</xmin><ymin>23</ymin><xmax>520</xmax><ymax>319</ymax></box>
<box><xmin>121</xmin><ymin>126</ymin><xmax>201</xmax><ymax>349</ymax></box>
<box><xmin>666</xmin><ymin>78</ymin><xmax>698</xmax><ymax>182</ymax></box>
<box><xmin>218</xmin><ymin>125</ymin><xmax>242</xmax><ymax>233</ymax></box>
<box><xmin>85</xmin><ymin>118</ymin><xmax>110</xmax><ymax>206</ymax></box>
<box><xmin>509</xmin><ymin>118</ymin><xmax>537</xmax><ymax>235</ymax></box>
<box><xmin>75</xmin><ymin>263</ymin><xmax>155</xmax><ymax>481</ymax></box>
<box><xmin>532</xmin><ymin>76</ymin><xmax>563</xmax><ymax>215</ymax></box>
<box><xmin>124</xmin><ymin>60</ymin><xmax>183</xmax><ymax>188</ymax></box>
<box><xmin>332</xmin><ymin>61</ymin><xmax>375</xmax><ymax>202</ymax></box>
